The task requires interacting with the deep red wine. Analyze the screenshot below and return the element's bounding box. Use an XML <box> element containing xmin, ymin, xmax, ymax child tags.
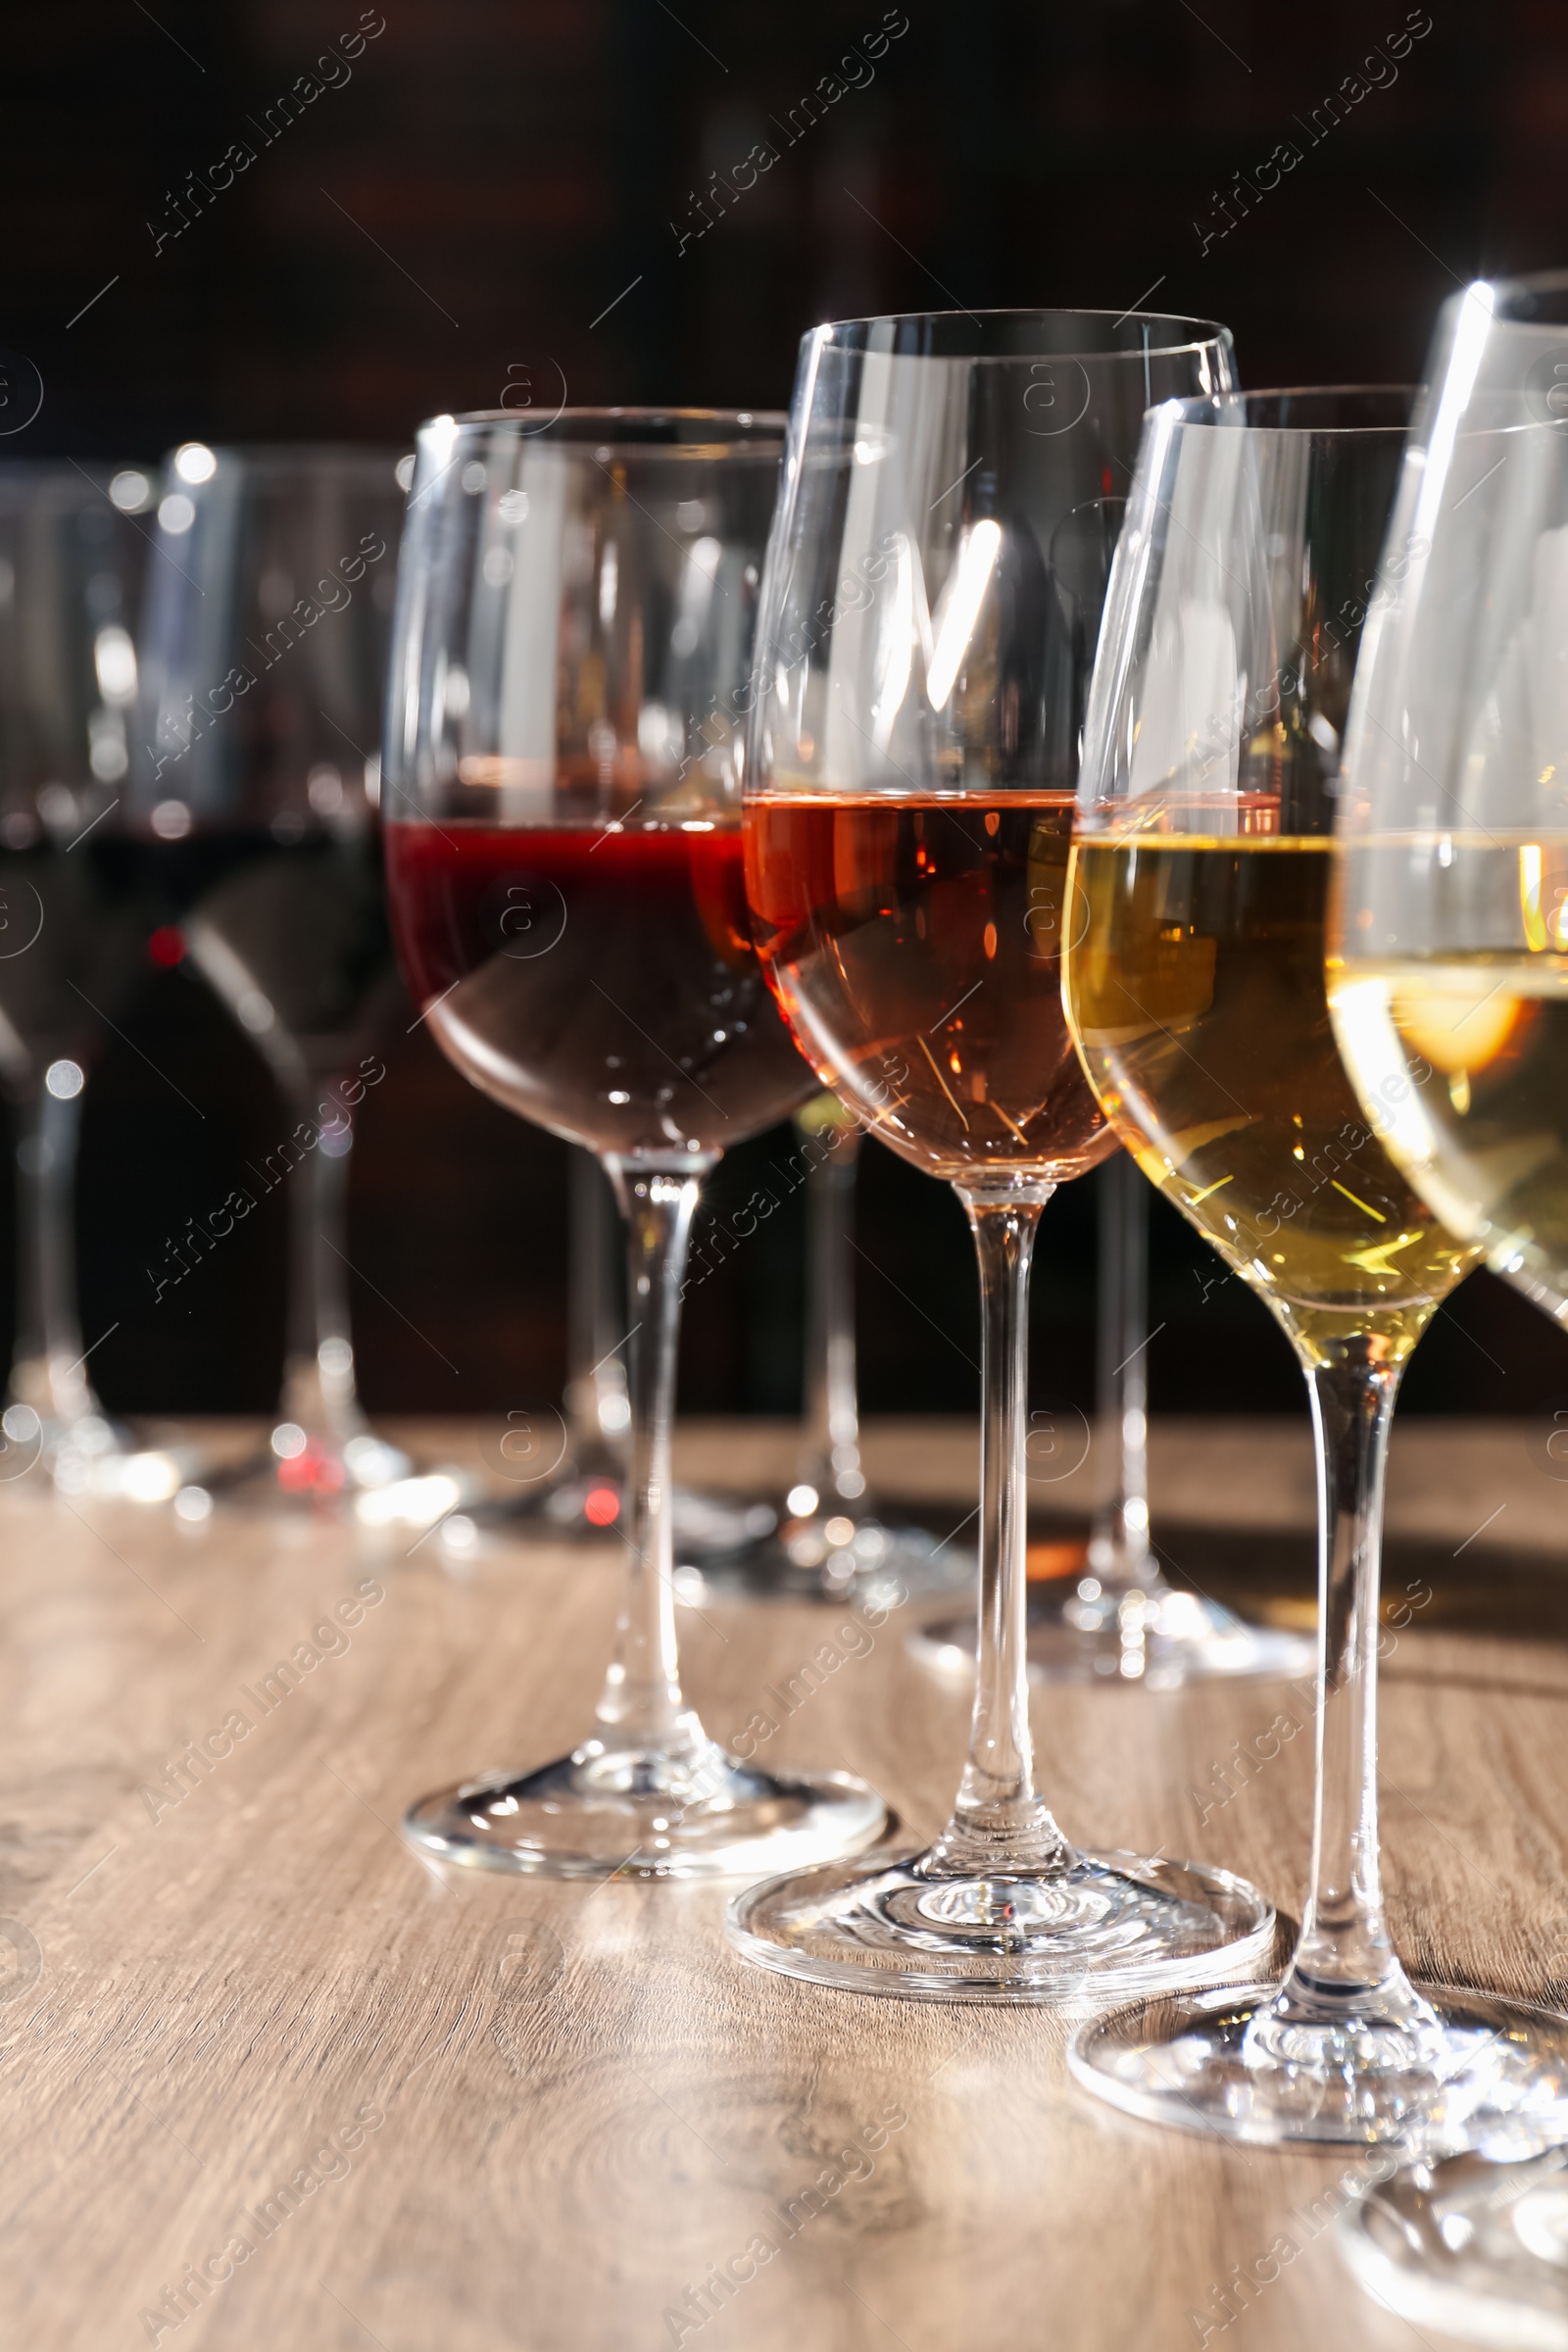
<box><xmin>385</xmin><ymin>820</ymin><xmax>815</xmax><ymax>1155</ymax></box>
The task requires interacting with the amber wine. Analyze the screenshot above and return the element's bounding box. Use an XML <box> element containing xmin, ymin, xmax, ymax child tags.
<box><xmin>1330</xmin><ymin>950</ymin><xmax>1568</xmax><ymax>1319</ymax></box>
<box><xmin>1063</xmin><ymin>837</ymin><xmax>1481</xmax><ymax>1364</ymax></box>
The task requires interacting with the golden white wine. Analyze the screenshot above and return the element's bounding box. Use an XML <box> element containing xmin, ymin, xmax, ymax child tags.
<box><xmin>1064</xmin><ymin>836</ymin><xmax>1481</xmax><ymax>1365</ymax></box>
<box><xmin>1330</xmin><ymin>950</ymin><xmax>1568</xmax><ymax>1318</ymax></box>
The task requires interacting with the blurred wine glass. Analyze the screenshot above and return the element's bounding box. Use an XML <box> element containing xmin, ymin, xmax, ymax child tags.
<box><xmin>130</xmin><ymin>443</ymin><xmax>416</xmax><ymax>1509</ymax></box>
<box><xmin>0</xmin><ymin>460</ymin><xmax>199</xmax><ymax>1500</ymax></box>
<box><xmin>693</xmin><ymin>1092</ymin><xmax>975</xmax><ymax>1602</ymax></box>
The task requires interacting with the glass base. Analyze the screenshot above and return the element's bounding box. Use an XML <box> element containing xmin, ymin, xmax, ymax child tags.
<box><xmin>403</xmin><ymin>1739</ymin><xmax>887</xmax><ymax>1881</ymax></box>
<box><xmin>1340</xmin><ymin>2144</ymin><xmax>1568</xmax><ymax>2348</ymax></box>
<box><xmin>457</xmin><ymin>1474</ymin><xmax>775</xmax><ymax>1556</ymax></box>
<box><xmin>1069</xmin><ymin>1981</ymin><xmax>1568</xmax><ymax>2149</ymax></box>
<box><xmin>688</xmin><ymin>1503</ymin><xmax>974</xmax><ymax>1607</ymax></box>
<box><xmin>726</xmin><ymin>1841</ymin><xmax>1274</xmax><ymax>2004</ymax></box>
<box><xmin>910</xmin><ymin>1582</ymin><xmax>1313</xmax><ymax>1689</ymax></box>
<box><xmin>43</xmin><ymin>1410</ymin><xmax>211</xmax><ymax>1504</ymax></box>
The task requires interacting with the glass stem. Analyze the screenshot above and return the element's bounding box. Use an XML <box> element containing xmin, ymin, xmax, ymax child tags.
<box><xmin>594</xmin><ymin>1157</ymin><xmax>713</xmax><ymax>1760</ymax></box>
<box><xmin>278</xmin><ymin>1090</ymin><xmax>363</xmax><ymax>1441</ymax></box>
<box><xmin>12</xmin><ymin>1082</ymin><xmax>95</xmax><ymax>1426</ymax></box>
<box><xmin>926</xmin><ymin>1180</ymin><xmax>1068</xmax><ymax>1877</ymax></box>
<box><xmin>1088</xmin><ymin>1152</ymin><xmax>1154</xmax><ymax>1591</ymax></box>
<box><xmin>1276</xmin><ymin>1343</ymin><xmax>1419</xmax><ymax>2017</ymax></box>
<box><xmin>564</xmin><ymin>1149</ymin><xmax>630</xmax><ymax>1477</ymax></box>
<box><xmin>798</xmin><ymin>1121</ymin><xmax>863</xmax><ymax>1504</ymax></box>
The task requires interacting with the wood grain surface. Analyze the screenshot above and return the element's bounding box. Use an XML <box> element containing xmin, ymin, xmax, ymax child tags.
<box><xmin>3</xmin><ymin>1415</ymin><xmax>1563</xmax><ymax>2352</ymax></box>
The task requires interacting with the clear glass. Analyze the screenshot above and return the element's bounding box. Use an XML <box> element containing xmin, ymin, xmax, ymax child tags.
<box><xmin>1063</xmin><ymin>385</ymin><xmax>1568</xmax><ymax>2140</ymax></box>
<box><xmin>911</xmin><ymin>1149</ymin><xmax>1313</xmax><ymax>1684</ymax></box>
<box><xmin>383</xmin><ymin>407</ymin><xmax>884</xmax><ymax>1877</ymax></box>
<box><xmin>452</xmin><ymin>1145</ymin><xmax>776</xmax><ymax>1556</ymax></box>
<box><xmin>0</xmin><ymin>462</ymin><xmax>200</xmax><ymax>1502</ymax></box>
<box><xmin>130</xmin><ymin>444</ymin><xmax>414</xmax><ymax>1509</ymax></box>
<box><xmin>1323</xmin><ymin>282</ymin><xmax>1568</xmax><ymax>2223</ymax></box>
<box><xmin>1340</xmin><ymin>2144</ymin><xmax>1568</xmax><ymax>2344</ymax></box>
<box><xmin>727</xmin><ymin>308</ymin><xmax>1273</xmax><ymax>1998</ymax></box>
<box><xmin>691</xmin><ymin>1089</ymin><xmax>975</xmax><ymax>1603</ymax></box>
<box><xmin>1329</xmin><ymin>276</ymin><xmax>1568</xmax><ymax>1325</ymax></box>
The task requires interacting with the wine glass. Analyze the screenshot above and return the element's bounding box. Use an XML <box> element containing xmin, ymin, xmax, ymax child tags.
<box><xmin>1064</xmin><ymin>384</ymin><xmax>1568</xmax><ymax>2143</ymax></box>
<box><xmin>689</xmin><ymin>1091</ymin><xmax>975</xmax><ymax>1603</ymax></box>
<box><xmin>0</xmin><ymin>460</ymin><xmax>198</xmax><ymax>1499</ymax></box>
<box><xmin>383</xmin><ymin>406</ymin><xmax>886</xmax><ymax>1878</ymax></box>
<box><xmin>726</xmin><ymin>308</ymin><xmax>1275</xmax><ymax>2000</ymax></box>
<box><xmin>131</xmin><ymin>443</ymin><xmax>417</xmax><ymax>1508</ymax></box>
<box><xmin>911</xmin><ymin>1147</ymin><xmax>1314</xmax><ymax>1684</ymax></box>
<box><xmin>446</xmin><ymin>1143</ymin><xmax>780</xmax><ymax>1560</ymax></box>
<box><xmin>1324</xmin><ymin>278</ymin><xmax>1568</xmax><ymax>2289</ymax></box>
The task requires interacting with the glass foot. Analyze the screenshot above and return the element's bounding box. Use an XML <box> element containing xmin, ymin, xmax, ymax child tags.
<box><xmin>1341</xmin><ymin>2144</ymin><xmax>1568</xmax><ymax>2347</ymax></box>
<box><xmin>403</xmin><ymin>1740</ymin><xmax>887</xmax><ymax>1881</ymax></box>
<box><xmin>726</xmin><ymin>1842</ymin><xmax>1273</xmax><ymax>2004</ymax></box>
<box><xmin>459</xmin><ymin>1475</ymin><xmax>775</xmax><ymax>1554</ymax></box>
<box><xmin>1069</xmin><ymin>1981</ymin><xmax>1568</xmax><ymax>2149</ymax></box>
<box><xmin>911</xmin><ymin>1582</ymin><xmax>1313</xmax><ymax>1689</ymax></box>
<box><xmin>45</xmin><ymin>1411</ymin><xmax>210</xmax><ymax>1504</ymax></box>
<box><xmin>689</xmin><ymin>1503</ymin><xmax>974</xmax><ymax>1607</ymax></box>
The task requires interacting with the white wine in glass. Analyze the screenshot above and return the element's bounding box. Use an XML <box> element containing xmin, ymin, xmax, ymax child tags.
<box><xmin>1067</xmin><ymin>385</ymin><xmax>1568</xmax><ymax>2149</ymax></box>
<box><xmin>1323</xmin><ymin>282</ymin><xmax>1568</xmax><ymax>2291</ymax></box>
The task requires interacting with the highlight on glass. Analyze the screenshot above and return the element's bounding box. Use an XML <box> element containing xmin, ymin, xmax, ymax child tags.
<box><xmin>1063</xmin><ymin>384</ymin><xmax>1568</xmax><ymax>2143</ymax></box>
<box><xmin>1322</xmin><ymin>278</ymin><xmax>1568</xmax><ymax>2278</ymax></box>
<box><xmin>382</xmin><ymin>407</ymin><xmax>886</xmax><ymax>1878</ymax></box>
<box><xmin>727</xmin><ymin>309</ymin><xmax>1276</xmax><ymax>1999</ymax></box>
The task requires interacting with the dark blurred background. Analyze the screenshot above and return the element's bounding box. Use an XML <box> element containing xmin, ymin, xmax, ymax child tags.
<box><xmin>4</xmin><ymin>0</ymin><xmax>1566</xmax><ymax>1425</ymax></box>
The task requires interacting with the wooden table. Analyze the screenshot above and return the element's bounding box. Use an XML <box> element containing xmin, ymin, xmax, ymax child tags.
<box><xmin>5</xmin><ymin>1415</ymin><xmax>1565</xmax><ymax>2351</ymax></box>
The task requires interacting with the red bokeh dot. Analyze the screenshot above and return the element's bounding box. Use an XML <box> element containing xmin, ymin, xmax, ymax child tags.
<box><xmin>583</xmin><ymin>1486</ymin><xmax>619</xmax><ymax>1527</ymax></box>
<box><xmin>148</xmin><ymin>925</ymin><xmax>185</xmax><ymax>968</ymax></box>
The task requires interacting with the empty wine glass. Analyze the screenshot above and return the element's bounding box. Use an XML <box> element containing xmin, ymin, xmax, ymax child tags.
<box><xmin>690</xmin><ymin>1091</ymin><xmax>975</xmax><ymax>1602</ymax></box>
<box><xmin>911</xmin><ymin>1148</ymin><xmax>1314</xmax><ymax>1684</ymax></box>
<box><xmin>0</xmin><ymin>460</ymin><xmax>198</xmax><ymax>1500</ymax></box>
<box><xmin>384</xmin><ymin>407</ymin><xmax>885</xmax><ymax>1877</ymax></box>
<box><xmin>131</xmin><ymin>443</ymin><xmax>416</xmax><ymax>1508</ymax></box>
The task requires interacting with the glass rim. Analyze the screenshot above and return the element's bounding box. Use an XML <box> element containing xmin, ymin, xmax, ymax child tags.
<box><xmin>155</xmin><ymin>442</ymin><xmax>410</xmax><ymax>475</ymax></box>
<box><xmin>808</xmin><ymin>306</ymin><xmax>1235</xmax><ymax>363</ymax></box>
<box><xmin>1452</xmin><ymin>270</ymin><xmax>1568</xmax><ymax>330</ymax></box>
<box><xmin>1155</xmin><ymin>384</ymin><xmax>1417</xmax><ymax>433</ymax></box>
<box><xmin>416</xmin><ymin>406</ymin><xmax>789</xmax><ymax>456</ymax></box>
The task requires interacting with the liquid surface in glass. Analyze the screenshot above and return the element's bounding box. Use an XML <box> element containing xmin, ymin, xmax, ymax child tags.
<box><xmin>744</xmin><ymin>791</ymin><xmax>1114</xmax><ymax>1184</ymax></box>
<box><xmin>1330</xmin><ymin>838</ymin><xmax>1568</xmax><ymax>1315</ymax></box>
<box><xmin>1065</xmin><ymin>834</ymin><xmax>1480</xmax><ymax>1362</ymax></box>
<box><xmin>386</xmin><ymin>818</ymin><xmax>814</xmax><ymax>1156</ymax></box>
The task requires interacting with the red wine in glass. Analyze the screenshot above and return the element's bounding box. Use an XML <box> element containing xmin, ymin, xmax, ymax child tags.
<box><xmin>385</xmin><ymin>818</ymin><xmax>813</xmax><ymax>1152</ymax></box>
